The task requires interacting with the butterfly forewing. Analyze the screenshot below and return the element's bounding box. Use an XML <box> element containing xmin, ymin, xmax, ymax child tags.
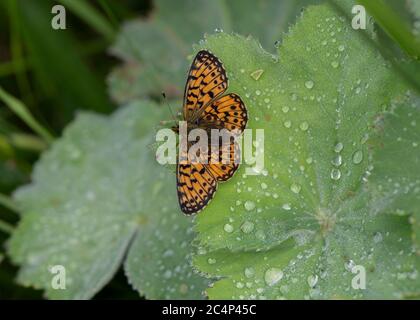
<box><xmin>183</xmin><ymin>50</ymin><xmax>228</xmax><ymax>121</ymax></box>
<box><xmin>177</xmin><ymin>162</ymin><xmax>217</xmax><ymax>215</ymax></box>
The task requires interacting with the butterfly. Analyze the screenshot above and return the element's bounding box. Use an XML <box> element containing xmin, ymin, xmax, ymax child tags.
<box><xmin>174</xmin><ymin>50</ymin><xmax>248</xmax><ymax>215</ymax></box>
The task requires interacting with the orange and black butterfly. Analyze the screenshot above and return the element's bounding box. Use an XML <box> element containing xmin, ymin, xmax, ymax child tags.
<box><xmin>174</xmin><ymin>50</ymin><xmax>248</xmax><ymax>215</ymax></box>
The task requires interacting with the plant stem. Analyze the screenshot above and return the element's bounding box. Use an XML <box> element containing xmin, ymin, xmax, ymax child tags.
<box><xmin>0</xmin><ymin>193</ymin><xmax>19</xmax><ymax>213</ymax></box>
<box><xmin>358</xmin><ymin>0</ymin><xmax>420</xmax><ymax>59</ymax></box>
<box><xmin>58</xmin><ymin>0</ymin><xmax>116</xmax><ymax>41</ymax></box>
<box><xmin>0</xmin><ymin>219</ymin><xmax>14</xmax><ymax>235</ymax></box>
<box><xmin>0</xmin><ymin>86</ymin><xmax>54</xmax><ymax>144</ymax></box>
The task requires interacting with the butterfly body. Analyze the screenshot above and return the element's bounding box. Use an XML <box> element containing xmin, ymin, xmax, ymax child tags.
<box><xmin>175</xmin><ymin>50</ymin><xmax>248</xmax><ymax>215</ymax></box>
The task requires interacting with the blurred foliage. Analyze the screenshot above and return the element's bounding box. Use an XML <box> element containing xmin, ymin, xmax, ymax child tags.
<box><xmin>0</xmin><ymin>0</ymin><xmax>419</xmax><ymax>299</ymax></box>
<box><xmin>108</xmin><ymin>0</ymin><xmax>320</xmax><ymax>104</ymax></box>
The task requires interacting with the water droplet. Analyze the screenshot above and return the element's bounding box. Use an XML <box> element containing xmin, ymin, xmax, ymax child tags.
<box><xmin>255</xmin><ymin>230</ymin><xmax>266</xmax><ymax>240</ymax></box>
<box><xmin>345</xmin><ymin>259</ymin><xmax>355</xmax><ymax>272</ymax></box>
<box><xmin>283</xmin><ymin>120</ymin><xmax>292</xmax><ymax>128</ymax></box>
<box><xmin>352</xmin><ymin>150</ymin><xmax>363</xmax><ymax>164</ymax></box>
<box><xmin>332</xmin><ymin>154</ymin><xmax>342</xmax><ymax>167</ymax></box>
<box><xmin>338</xmin><ymin>45</ymin><xmax>345</xmax><ymax>51</ymax></box>
<box><xmin>282</xmin><ymin>106</ymin><xmax>289</xmax><ymax>113</ymax></box>
<box><xmin>236</xmin><ymin>282</ymin><xmax>244</xmax><ymax>289</ymax></box>
<box><xmin>255</xmin><ymin>90</ymin><xmax>261</xmax><ymax>96</ymax></box>
<box><xmin>241</xmin><ymin>221</ymin><xmax>255</xmax><ymax>233</ymax></box>
<box><xmin>290</xmin><ymin>183</ymin><xmax>301</xmax><ymax>194</ymax></box>
<box><xmin>244</xmin><ymin>267</ymin><xmax>255</xmax><ymax>278</ymax></box>
<box><xmin>305</xmin><ymin>80</ymin><xmax>314</xmax><ymax>89</ymax></box>
<box><xmin>264</xmin><ymin>98</ymin><xmax>270</xmax><ymax>103</ymax></box>
<box><xmin>261</xmin><ymin>182</ymin><xmax>268</xmax><ymax>189</ymax></box>
<box><xmin>330</xmin><ymin>168</ymin><xmax>341</xmax><ymax>180</ymax></box>
<box><xmin>244</xmin><ymin>200</ymin><xmax>256</xmax><ymax>211</ymax></box>
<box><xmin>373</xmin><ymin>232</ymin><xmax>383</xmax><ymax>243</ymax></box>
<box><xmin>224</xmin><ymin>223</ymin><xmax>234</xmax><ymax>233</ymax></box>
<box><xmin>207</xmin><ymin>258</ymin><xmax>216</xmax><ymax>264</ymax></box>
<box><xmin>334</xmin><ymin>142</ymin><xmax>343</xmax><ymax>153</ymax></box>
<box><xmin>331</xmin><ymin>61</ymin><xmax>339</xmax><ymax>68</ymax></box>
<box><xmin>299</xmin><ymin>121</ymin><xmax>309</xmax><ymax>131</ymax></box>
<box><xmin>306</xmin><ymin>157</ymin><xmax>313</xmax><ymax>164</ymax></box>
<box><xmin>274</xmin><ymin>40</ymin><xmax>281</xmax><ymax>48</ymax></box>
<box><xmin>290</xmin><ymin>93</ymin><xmax>297</xmax><ymax>101</ymax></box>
<box><xmin>307</xmin><ymin>274</ymin><xmax>318</xmax><ymax>287</ymax></box>
<box><xmin>264</xmin><ymin>268</ymin><xmax>283</xmax><ymax>286</ymax></box>
<box><xmin>251</xmin><ymin>69</ymin><xmax>264</xmax><ymax>81</ymax></box>
<box><xmin>282</xmin><ymin>203</ymin><xmax>291</xmax><ymax>210</ymax></box>
<box><xmin>360</xmin><ymin>133</ymin><xmax>369</xmax><ymax>144</ymax></box>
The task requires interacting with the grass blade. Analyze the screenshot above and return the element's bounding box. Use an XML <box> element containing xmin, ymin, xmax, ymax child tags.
<box><xmin>0</xmin><ymin>87</ymin><xmax>54</xmax><ymax>144</ymax></box>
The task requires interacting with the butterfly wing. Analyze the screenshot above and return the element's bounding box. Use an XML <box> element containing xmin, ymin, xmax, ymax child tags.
<box><xmin>177</xmin><ymin>162</ymin><xmax>217</xmax><ymax>215</ymax></box>
<box><xmin>183</xmin><ymin>50</ymin><xmax>228</xmax><ymax>121</ymax></box>
<box><xmin>201</xmin><ymin>93</ymin><xmax>248</xmax><ymax>133</ymax></box>
<box><xmin>207</xmin><ymin>139</ymin><xmax>241</xmax><ymax>181</ymax></box>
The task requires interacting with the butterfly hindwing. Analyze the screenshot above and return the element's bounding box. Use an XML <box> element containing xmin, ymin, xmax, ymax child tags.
<box><xmin>207</xmin><ymin>139</ymin><xmax>241</xmax><ymax>181</ymax></box>
<box><xmin>202</xmin><ymin>93</ymin><xmax>248</xmax><ymax>133</ymax></box>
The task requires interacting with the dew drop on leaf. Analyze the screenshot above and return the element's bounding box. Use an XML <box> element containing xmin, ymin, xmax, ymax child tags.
<box><xmin>244</xmin><ymin>200</ymin><xmax>256</xmax><ymax>211</ymax></box>
<box><xmin>241</xmin><ymin>221</ymin><xmax>255</xmax><ymax>234</ymax></box>
<box><xmin>299</xmin><ymin>121</ymin><xmax>309</xmax><ymax>131</ymax></box>
<box><xmin>305</xmin><ymin>80</ymin><xmax>314</xmax><ymax>89</ymax></box>
<box><xmin>244</xmin><ymin>267</ymin><xmax>255</xmax><ymax>278</ymax></box>
<box><xmin>331</xmin><ymin>61</ymin><xmax>339</xmax><ymax>68</ymax></box>
<box><xmin>334</xmin><ymin>142</ymin><xmax>344</xmax><ymax>153</ymax></box>
<box><xmin>264</xmin><ymin>268</ymin><xmax>283</xmax><ymax>286</ymax></box>
<box><xmin>373</xmin><ymin>232</ymin><xmax>383</xmax><ymax>243</ymax></box>
<box><xmin>290</xmin><ymin>183</ymin><xmax>301</xmax><ymax>194</ymax></box>
<box><xmin>352</xmin><ymin>150</ymin><xmax>363</xmax><ymax>164</ymax></box>
<box><xmin>282</xmin><ymin>203</ymin><xmax>291</xmax><ymax>210</ymax></box>
<box><xmin>330</xmin><ymin>168</ymin><xmax>341</xmax><ymax>180</ymax></box>
<box><xmin>345</xmin><ymin>259</ymin><xmax>356</xmax><ymax>272</ymax></box>
<box><xmin>224</xmin><ymin>223</ymin><xmax>234</xmax><ymax>233</ymax></box>
<box><xmin>307</xmin><ymin>274</ymin><xmax>319</xmax><ymax>288</ymax></box>
<box><xmin>332</xmin><ymin>154</ymin><xmax>342</xmax><ymax>167</ymax></box>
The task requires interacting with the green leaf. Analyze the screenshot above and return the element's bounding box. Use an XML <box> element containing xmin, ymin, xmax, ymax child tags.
<box><xmin>368</xmin><ymin>95</ymin><xmax>420</xmax><ymax>252</ymax></box>
<box><xmin>8</xmin><ymin>101</ymin><xmax>208</xmax><ymax>299</ymax></box>
<box><xmin>108</xmin><ymin>0</ymin><xmax>318</xmax><ymax>104</ymax></box>
<box><xmin>192</xmin><ymin>4</ymin><xmax>419</xmax><ymax>299</ymax></box>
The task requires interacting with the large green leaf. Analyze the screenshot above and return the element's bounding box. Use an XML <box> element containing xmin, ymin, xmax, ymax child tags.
<box><xmin>368</xmin><ymin>95</ymin><xmax>420</xmax><ymax>251</ymax></box>
<box><xmin>108</xmin><ymin>0</ymin><xmax>317</xmax><ymax>104</ymax></box>
<box><xmin>8</xmin><ymin>101</ymin><xmax>208</xmax><ymax>299</ymax></box>
<box><xmin>192</xmin><ymin>4</ymin><xmax>419</xmax><ymax>299</ymax></box>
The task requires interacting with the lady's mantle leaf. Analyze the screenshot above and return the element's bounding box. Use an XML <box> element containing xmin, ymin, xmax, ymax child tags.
<box><xmin>369</xmin><ymin>95</ymin><xmax>420</xmax><ymax>252</ymax></box>
<box><xmin>8</xmin><ymin>101</ymin><xmax>209</xmax><ymax>299</ymax></box>
<box><xmin>192</xmin><ymin>4</ymin><xmax>419</xmax><ymax>299</ymax></box>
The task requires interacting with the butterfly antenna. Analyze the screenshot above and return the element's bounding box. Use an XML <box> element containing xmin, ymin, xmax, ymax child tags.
<box><xmin>162</xmin><ymin>92</ymin><xmax>177</xmax><ymax>121</ymax></box>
